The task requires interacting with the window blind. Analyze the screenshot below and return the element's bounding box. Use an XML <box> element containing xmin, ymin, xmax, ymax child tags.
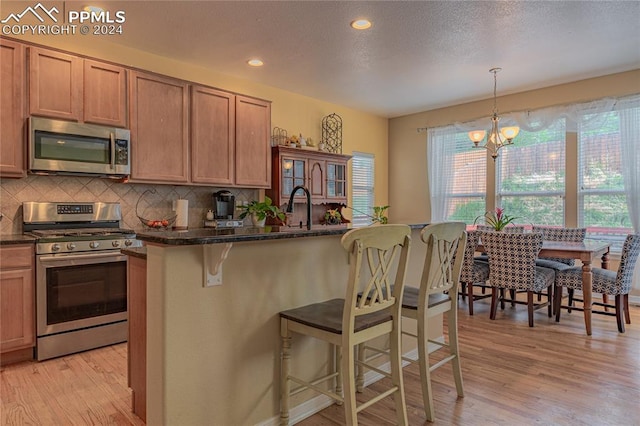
<box><xmin>578</xmin><ymin>110</ymin><xmax>632</xmax><ymax>250</ymax></box>
<box><xmin>448</xmin><ymin>135</ymin><xmax>486</xmax><ymax>224</ymax></box>
<box><xmin>497</xmin><ymin>120</ymin><xmax>566</xmax><ymax>226</ymax></box>
<box><xmin>351</xmin><ymin>152</ymin><xmax>374</xmax><ymax>226</ymax></box>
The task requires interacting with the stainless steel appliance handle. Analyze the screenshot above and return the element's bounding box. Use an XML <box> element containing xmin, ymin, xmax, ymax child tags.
<box><xmin>110</xmin><ymin>132</ymin><xmax>115</xmax><ymax>170</ymax></box>
<box><xmin>38</xmin><ymin>252</ymin><xmax>126</xmax><ymax>262</ymax></box>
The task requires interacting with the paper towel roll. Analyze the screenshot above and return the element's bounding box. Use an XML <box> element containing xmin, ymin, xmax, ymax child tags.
<box><xmin>174</xmin><ymin>199</ymin><xmax>188</xmax><ymax>230</ymax></box>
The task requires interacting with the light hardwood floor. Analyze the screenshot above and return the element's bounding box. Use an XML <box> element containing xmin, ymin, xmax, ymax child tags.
<box><xmin>2</xmin><ymin>298</ymin><xmax>639</xmax><ymax>425</ymax></box>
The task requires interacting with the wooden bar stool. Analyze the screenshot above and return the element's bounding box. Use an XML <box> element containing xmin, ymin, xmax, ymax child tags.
<box><xmin>279</xmin><ymin>224</ymin><xmax>411</xmax><ymax>425</ymax></box>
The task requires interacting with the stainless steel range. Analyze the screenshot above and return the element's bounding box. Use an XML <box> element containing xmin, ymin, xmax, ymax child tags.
<box><xmin>23</xmin><ymin>201</ymin><xmax>142</xmax><ymax>361</ymax></box>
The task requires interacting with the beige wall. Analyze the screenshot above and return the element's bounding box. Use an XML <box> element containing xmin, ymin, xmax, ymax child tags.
<box><xmin>4</xmin><ymin>34</ymin><xmax>389</xmax><ymax>220</ymax></box>
<box><xmin>388</xmin><ymin>70</ymin><xmax>640</xmax><ymax>224</ymax></box>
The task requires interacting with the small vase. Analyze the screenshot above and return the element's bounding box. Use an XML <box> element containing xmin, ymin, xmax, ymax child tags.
<box><xmin>251</xmin><ymin>214</ymin><xmax>266</xmax><ymax>227</ymax></box>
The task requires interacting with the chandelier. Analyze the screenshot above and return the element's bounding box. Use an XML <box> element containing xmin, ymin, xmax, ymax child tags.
<box><xmin>468</xmin><ymin>67</ymin><xmax>519</xmax><ymax>160</ymax></box>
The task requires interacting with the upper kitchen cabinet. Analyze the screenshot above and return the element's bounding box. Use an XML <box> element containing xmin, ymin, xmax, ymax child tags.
<box><xmin>129</xmin><ymin>71</ymin><xmax>189</xmax><ymax>183</ymax></box>
<box><xmin>268</xmin><ymin>146</ymin><xmax>351</xmax><ymax>207</ymax></box>
<box><xmin>29</xmin><ymin>47</ymin><xmax>127</xmax><ymax>126</ymax></box>
<box><xmin>234</xmin><ymin>96</ymin><xmax>271</xmax><ymax>188</ymax></box>
<box><xmin>83</xmin><ymin>60</ymin><xmax>127</xmax><ymax>127</ymax></box>
<box><xmin>29</xmin><ymin>47</ymin><xmax>82</xmax><ymax>121</ymax></box>
<box><xmin>190</xmin><ymin>85</ymin><xmax>235</xmax><ymax>185</ymax></box>
<box><xmin>0</xmin><ymin>39</ymin><xmax>26</xmax><ymax>178</ymax></box>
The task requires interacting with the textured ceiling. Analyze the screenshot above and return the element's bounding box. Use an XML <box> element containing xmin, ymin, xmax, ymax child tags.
<box><xmin>5</xmin><ymin>1</ymin><xmax>640</xmax><ymax>117</ymax></box>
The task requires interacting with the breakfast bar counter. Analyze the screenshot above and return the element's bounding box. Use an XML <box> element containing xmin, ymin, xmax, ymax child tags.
<box><xmin>134</xmin><ymin>224</ymin><xmax>432</xmax><ymax>425</ymax></box>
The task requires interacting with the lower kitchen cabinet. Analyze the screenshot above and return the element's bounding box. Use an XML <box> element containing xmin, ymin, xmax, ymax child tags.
<box><xmin>0</xmin><ymin>244</ymin><xmax>35</xmax><ymax>363</ymax></box>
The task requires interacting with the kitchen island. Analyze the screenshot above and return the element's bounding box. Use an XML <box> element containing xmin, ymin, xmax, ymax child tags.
<box><xmin>134</xmin><ymin>224</ymin><xmax>436</xmax><ymax>425</ymax></box>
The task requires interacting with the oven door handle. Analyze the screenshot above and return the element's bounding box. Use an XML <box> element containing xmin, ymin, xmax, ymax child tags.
<box><xmin>39</xmin><ymin>252</ymin><xmax>127</xmax><ymax>262</ymax></box>
<box><xmin>109</xmin><ymin>132</ymin><xmax>116</xmax><ymax>170</ymax></box>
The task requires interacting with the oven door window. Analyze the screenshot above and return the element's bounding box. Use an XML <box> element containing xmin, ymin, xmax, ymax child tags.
<box><xmin>46</xmin><ymin>261</ymin><xmax>126</xmax><ymax>325</ymax></box>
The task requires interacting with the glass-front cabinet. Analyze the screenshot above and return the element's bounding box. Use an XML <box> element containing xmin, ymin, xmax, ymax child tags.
<box><xmin>327</xmin><ymin>162</ymin><xmax>347</xmax><ymax>199</ymax></box>
<box><xmin>281</xmin><ymin>157</ymin><xmax>306</xmax><ymax>198</ymax></box>
<box><xmin>267</xmin><ymin>146</ymin><xmax>351</xmax><ymax>207</ymax></box>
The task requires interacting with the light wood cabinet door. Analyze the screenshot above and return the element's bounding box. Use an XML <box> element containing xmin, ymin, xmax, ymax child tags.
<box><xmin>0</xmin><ymin>39</ymin><xmax>26</xmax><ymax>177</ymax></box>
<box><xmin>29</xmin><ymin>47</ymin><xmax>82</xmax><ymax>121</ymax></box>
<box><xmin>84</xmin><ymin>60</ymin><xmax>127</xmax><ymax>127</ymax></box>
<box><xmin>0</xmin><ymin>245</ymin><xmax>35</xmax><ymax>353</ymax></box>
<box><xmin>190</xmin><ymin>85</ymin><xmax>235</xmax><ymax>185</ymax></box>
<box><xmin>129</xmin><ymin>71</ymin><xmax>189</xmax><ymax>183</ymax></box>
<box><xmin>309</xmin><ymin>158</ymin><xmax>326</xmax><ymax>200</ymax></box>
<box><xmin>235</xmin><ymin>95</ymin><xmax>271</xmax><ymax>188</ymax></box>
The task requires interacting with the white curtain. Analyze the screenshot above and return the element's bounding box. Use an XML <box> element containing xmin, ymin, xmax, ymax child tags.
<box><xmin>427</xmin><ymin>126</ymin><xmax>457</xmax><ymax>222</ymax></box>
<box><xmin>616</xmin><ymin>95</ymin><xmax>640</xmax><ymax>289</ymax></box>
<box><xmin>617</xmin><ymin>95</ymin><xmax>640</xmax><ymax>233</ymax></box>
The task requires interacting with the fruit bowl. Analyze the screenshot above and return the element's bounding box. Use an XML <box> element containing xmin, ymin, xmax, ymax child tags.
<box><xmin>138</xmin><ymin>214</ymin><xmax>176</xmax><ymax>230</ymax></box>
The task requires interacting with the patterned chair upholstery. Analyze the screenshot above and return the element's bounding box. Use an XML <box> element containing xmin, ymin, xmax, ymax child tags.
<box><xmin>554</xmin><ymin>233</ymin><xmax>640</xmax><ymax>332</ymax></box>
<box><xmin>474</xmin><ymin>225</ymin><xmax>526</xmax><ymax>262</ymax></box>
<box><xmin>458</xmin><ymin>230</ymin><xmax>491</xmax><ymax>315</ymax></box>
<box><xmin>532</xmin><ymin>226</ymin><xmax>586</xmax><ymax>269</ymax></box>
<box><xmin>481</xmin><ymin>231</ymin><xmax>556</xmax><ymax>327</ymax></box>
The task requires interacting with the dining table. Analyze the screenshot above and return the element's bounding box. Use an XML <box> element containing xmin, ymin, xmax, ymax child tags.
<box><xmin>476</xmin><ymin>239</ymin><xmax>611</xmax><ymax>335</ymax></box>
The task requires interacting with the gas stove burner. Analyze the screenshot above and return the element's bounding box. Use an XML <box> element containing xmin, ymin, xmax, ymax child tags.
<box><xmin>30</xmin><ymin>228</ymin><xmax>136</xmax><ymax>239</ymax></box>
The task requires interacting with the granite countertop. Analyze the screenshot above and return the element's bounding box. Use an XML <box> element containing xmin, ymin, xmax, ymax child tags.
<box><xmin>121</xmin><ymin>247</ymin><xmax>147</xmax><ymax>259</ymax></box>
<box><xmin>0</xmin><ymin>234</ymin><xmax>37</xmax><ymax>245</ymax></box>
<box><xmin>135</xmin><ymin>223</ymin><xmax>428</xmax><ymax>246</ymax></box>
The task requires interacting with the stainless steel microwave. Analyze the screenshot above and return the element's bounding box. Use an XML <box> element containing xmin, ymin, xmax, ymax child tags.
<box><xmin>29</xmin><ymin>117</ymin><xmax>131</xmax><ymax>178</ymax></box>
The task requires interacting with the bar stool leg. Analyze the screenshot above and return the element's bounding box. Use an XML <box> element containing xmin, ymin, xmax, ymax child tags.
<box><xmin>447</xmin><ymin>308</ymin><xmax>464</xmax><ymax>398</ymax></box>
<box><xmin>355</xmin><ymin>344</ymin><xmax>365</xmax><ymax>392</ymax></box>
<box><xmin>280</xmin><ymin>330</ymin><xmax>291</xmax><ymax>426</ymax></box>
<box><xmin>335</xmin><ymin>344</ymin><xmax>343</xmax><ymax>405</ymax></box>
<box><xmin>341</xmin><ymin>343</ymin><xmax>358</xmax><ymax>425</ymax></box>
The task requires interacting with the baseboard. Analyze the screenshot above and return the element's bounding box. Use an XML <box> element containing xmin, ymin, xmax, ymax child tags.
<box><xmin>629</xmin><ymin>295</ymin><xmax>640</xmax><ymax>306</ymax></box>
<box><xmin>258</xmin><ymin>336</ymin><xmax>445</xmax><ymax>426</ymax></box>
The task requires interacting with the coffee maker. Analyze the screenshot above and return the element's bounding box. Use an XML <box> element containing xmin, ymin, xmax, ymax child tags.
<box><xmin>210</xmin><ymin>190</ymin><xmax>243</xmax><ymax>228</ymax></box>
<box><xmin>213</xmin><ymin>190</ymin><xmax>235</xmax><ymax>219</ymax></box>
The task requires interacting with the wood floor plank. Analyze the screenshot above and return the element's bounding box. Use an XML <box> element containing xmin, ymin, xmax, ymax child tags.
<box><xmin>1</xmin><ymin>299</ymin><xmax>638</xmax><ymax>425</ymax></box>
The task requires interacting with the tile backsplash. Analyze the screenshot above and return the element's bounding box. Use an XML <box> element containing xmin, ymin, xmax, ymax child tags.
<box><xmin>0</xmin><ymin>175</ymin><xmax>257</xmax><ymax>234</ymax></box>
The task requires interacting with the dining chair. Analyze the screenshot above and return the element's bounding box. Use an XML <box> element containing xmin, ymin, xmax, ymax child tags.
<box><xmin>481</xmin><ymin>231</ymin><xmax>556</xmax><ymax>327</ymax></box>
<box><xmin>459</xmin><ymin>230</ymin><xmax>491</xmax><ymax>315</ymax></box>
<box><xmin>554</xmin><ymin>233</ymin><xmax>640</xmax><ymax>332</ymax></box>
<box><xmin>279</xmin><ymin>224</ymin><xmax>411</xmax><ymax>425</ymax></box>
<box><xmin>474</xmin><ymin>225</ymin><xmax>525</xmax><ymax>263</ymax></box>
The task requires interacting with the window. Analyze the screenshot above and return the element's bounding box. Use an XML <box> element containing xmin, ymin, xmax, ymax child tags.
<box><xmin>444</xmin><ymin>134</ymin><xmax>487</xmax><ymax>224</ymax></box>
<box><xmin>578</xmin><ymin>110</ymin><xmax>633</xmax><ymax>250</ymax></box>
<box><xmin>497</xmin><ymin>121</ymin><xmax>566</xmax><ymax>226</ymax></box>
<box><xmin>427</xmin><ymin>95</ymin><xmax>638</xmax><ymax>254</ymax></box>
<box><xmin>351</xmin><ymin>152</ymin><xmax>374</xmax><ymax>226</ymax></box>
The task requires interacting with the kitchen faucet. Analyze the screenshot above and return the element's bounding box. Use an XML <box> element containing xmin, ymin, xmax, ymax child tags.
<box><xmin>286</xmin><ymin>185</ymin><xmax>312</xmax><ymax>230</ymax></box>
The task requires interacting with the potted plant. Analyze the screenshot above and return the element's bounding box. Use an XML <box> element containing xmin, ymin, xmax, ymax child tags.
<box><xmin>324</xmin><ymin>209</ymin><xmax>342</xmax><ymax>225</ymax></box>
<box><xmin>475</xmin><ymin>207</ymin><xmax>518</xmax><ymax>231</ymax></box>
<box><xmin>238</xmin><ymin>196</ymin><xmax>285</xmax><ymax>227</ymax></box>
<box><xmin>372</xmin><ymin>205</ymin><xmax>389</xmax><ymax>224</ymax></box>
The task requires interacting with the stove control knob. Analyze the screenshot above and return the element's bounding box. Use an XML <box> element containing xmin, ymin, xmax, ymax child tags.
<box><xmin>112</xmin><ymin>240</ymin><xmax>121</xmax><ymax>248</ymax></box>
<box><xmin>67</xmin><ymin>243</ymin><xmax>76</xmax><ymax>251</ymax></box>
<box><xmin>89</xmin><ymin>241</ymin><xmax>100</xmax><ymax>249</ymax></box>
<box><xmin>124</xmin><ymin>240</ymin><xmax>133</xmax><ymax>247</ymax></box>
<box><xmin>51</xmin><ymin>243</ymin><xmax>61</xmax><ymax>252</ymax></box>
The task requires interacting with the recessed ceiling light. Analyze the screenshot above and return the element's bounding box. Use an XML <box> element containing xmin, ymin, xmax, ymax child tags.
<box><xmin>247</xmin><ymin>59</ymin><xmax>264</xmax><ymax>67</ymax></box>
<box><xmin>351</xmin><ymin>19</ymin><xmax>372</xmax><ymax>30</ymax></box>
